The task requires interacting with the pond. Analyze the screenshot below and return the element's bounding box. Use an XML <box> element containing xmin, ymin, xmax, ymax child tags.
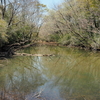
<box><xmin>0</xmin><ymin>45</ymin><xmax>100</xmax><ymax>100</ymax></box>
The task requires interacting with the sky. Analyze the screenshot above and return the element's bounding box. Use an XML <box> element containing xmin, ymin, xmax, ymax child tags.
<box><xmin>39</xmin><ymin>0</ymin><xmax>63</xmax><ymax>9</ymax></box>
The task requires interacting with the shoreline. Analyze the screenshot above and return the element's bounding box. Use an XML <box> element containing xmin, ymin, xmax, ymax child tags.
<box><xmin>0</xmin><ymin>41</ymin><xmax>100</xmax><ymax>58</ymax></box>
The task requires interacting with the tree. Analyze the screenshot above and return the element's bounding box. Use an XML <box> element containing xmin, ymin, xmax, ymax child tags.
<box><xmin>0</xmin><ymin>19</ymin><xmax>7</xmax><ymax>47</ymax></box>
<box><xmin>40</xmin><ymin>0</ymin><xmax>100</xmax><ymax>49</ymax></box>
<box><xmin>0</xmin><ymin>0</ymin><xmax>46</xmax><ymax>47</ymax></box>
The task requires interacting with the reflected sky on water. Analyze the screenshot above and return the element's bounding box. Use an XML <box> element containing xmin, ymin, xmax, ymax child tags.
<box><xmin>0</xmin><ymin>45</ymin><xmax>100</xmax><ymax>100</ymax></box>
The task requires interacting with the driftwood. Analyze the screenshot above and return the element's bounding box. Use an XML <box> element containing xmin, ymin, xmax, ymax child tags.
<box><xmin>14</xmin><ymin>53</ymin><xmax>55</xmax><ymax>57</ymax></box>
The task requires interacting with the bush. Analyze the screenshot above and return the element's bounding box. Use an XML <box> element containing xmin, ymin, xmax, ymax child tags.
<box><xmin>0</xmin><ymin>19</ymin><xmax>8</xmax><ymax>47</ymax></box>
<box><xmin>59</xmin><ymin>34</ymin><xmax>71</xmax><ymax>45</ymax></box>
<box><xmin>48</xmin><ymin>34</ymin><xmax>61</xmax><ymax>42</ymax></box>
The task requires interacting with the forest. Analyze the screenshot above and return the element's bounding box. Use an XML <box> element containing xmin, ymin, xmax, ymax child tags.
<box><xmin>0</xmin><ymin>0</ymin><xmax>100</xmax><ymax>56</ymax></box>
<box><xmin>0</xmin><ymin>0</ymin><xmax>100</xmax><ymax>99</ymax></box>
<box><xmin>0</xmin><ymin>0</ymin><xmax>46</xmax><ymax>55</ymax></box>
<box><xmin>40</xmin><ymin>0</ymin><xmax>100</xmax><ymax>50</ymax></box>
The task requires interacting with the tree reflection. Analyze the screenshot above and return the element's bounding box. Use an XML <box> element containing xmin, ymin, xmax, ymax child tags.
<box><xmin>40</xmin><ymin>47</ymin><xmax>100</xmax><ymax>100</ymax></box>
<box><xmin>0</xmin><ymin>56</ymin><xmax>46</xmax><ymax>100</ymax></box>
<box><xmin>0</xmin><ymin>46</ymin><xmax>100</xmax><ymax>100</ymax></box>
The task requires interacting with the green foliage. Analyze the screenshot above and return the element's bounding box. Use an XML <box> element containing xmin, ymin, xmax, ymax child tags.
<box><xmin>41</xmin><ymin>0</ymin><xmax>100</xmax><ymax>50</ymax></box>
<box><xmin>59</xmin><ymin>34</ymin><xmax>71</xmax><ymax>45</ymax></box>
<box><xmin>48</xmin><ymin>34</ymin><xmax>61</xmax><ymax>42</ymax></box>
<box><xmin>0</xmin><ymin>19</ymin><xmax>8</xmax><ymax>47</ymax></box>
<box><xmin>7</xmin><ymin>24</ymin><xmax>33</xmax><ymax>43</ymax></box>
<box><xmin>0</xmin><ymin>0</ymin><xmax>47</xmax><ymax>49</ymax></box>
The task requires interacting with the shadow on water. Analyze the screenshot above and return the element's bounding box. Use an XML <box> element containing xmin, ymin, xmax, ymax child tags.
<box><xmin>0</xmin><ymin>45</ymin><xmax>100</xmax><ymax>100</ymax></box>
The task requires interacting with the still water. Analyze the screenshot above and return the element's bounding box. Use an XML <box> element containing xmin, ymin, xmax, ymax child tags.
<box><xmin>0</xmin><ymin>45</ymin><xmax>100</xmax><ymax>100</ymax></box>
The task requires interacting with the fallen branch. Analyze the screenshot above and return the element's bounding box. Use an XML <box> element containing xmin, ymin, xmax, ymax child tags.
<box><xmin>14</xmin><ymin>53</ymin><xmax>55</xmax><ymax>57</ymax></box>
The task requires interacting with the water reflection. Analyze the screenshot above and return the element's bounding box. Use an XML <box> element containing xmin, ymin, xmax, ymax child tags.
<box><xmin>0</xmin><ymin>46</ymin><xmax>100</xmax><ymax>100</ymax></box>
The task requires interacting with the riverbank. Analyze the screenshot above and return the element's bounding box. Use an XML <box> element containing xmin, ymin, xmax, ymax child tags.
<box><xmin>0</xmin><ymin>40</ymin><xmax>100</xmax><ymax>58</ymax></box>
<box><xmin>0</xmin><ymin>41</ymin><xmax>36</xmax><ymax>58</ymax></box>
<box><xmin>36</xmin><ymin>41</ymin><xmax>100</xmax><ymax>51</ymax></box>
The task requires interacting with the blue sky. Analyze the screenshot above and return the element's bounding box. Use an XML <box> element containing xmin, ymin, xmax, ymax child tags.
<box><xmin>39</xmin><ymin>0</ymin><xmax>63</xmax><ymax>9</ymax></box>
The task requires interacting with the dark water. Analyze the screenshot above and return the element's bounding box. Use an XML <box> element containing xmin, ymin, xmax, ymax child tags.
<box><xmin>0</xmin><ymin>45</ymin><xmax>100</xmax><ymax>100</ymax></box>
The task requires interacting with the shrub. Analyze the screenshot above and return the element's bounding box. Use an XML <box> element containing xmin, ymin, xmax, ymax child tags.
<box><xmin>0</xmin><ymin>19</ymin><xmax>8</xmax><ymax>47</ymax></box>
